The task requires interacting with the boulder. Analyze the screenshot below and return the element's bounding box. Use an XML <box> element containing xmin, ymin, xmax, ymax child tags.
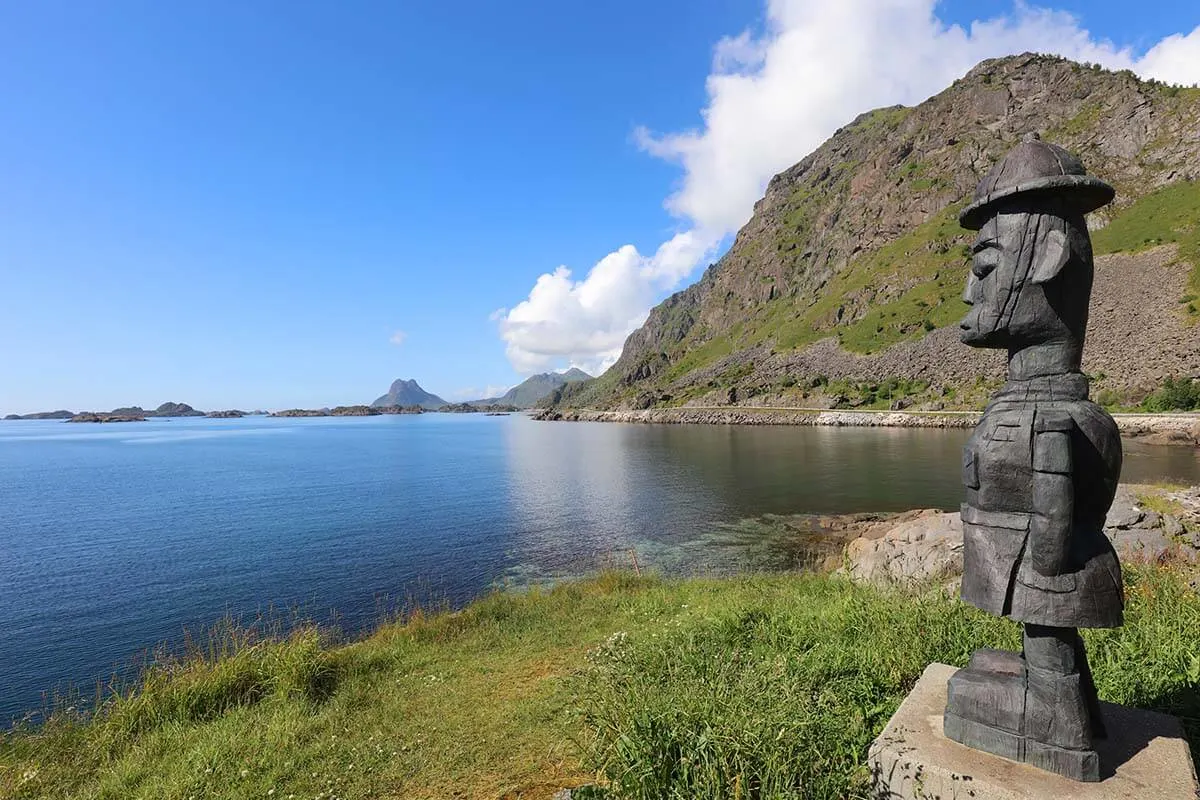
<box><xmin>845</xmin><ymin>511</ymin><xmax>963</xmax><ymax>584</ymax></box>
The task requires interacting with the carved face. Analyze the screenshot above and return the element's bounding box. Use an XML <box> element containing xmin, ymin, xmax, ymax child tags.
<box><xmin>959</xmin><ymin>210</ymin><xmax>1076</xmax><ymax>349</ymax></box>
<box><xmin>960</xmin><ymin>213</ymin><xmax>1024</xmax><ymax>348</ymax></box>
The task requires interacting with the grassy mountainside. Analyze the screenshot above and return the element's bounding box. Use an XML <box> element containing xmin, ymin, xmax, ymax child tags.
<box><xmin>551</xmin><ymin>55</ymin><xmax>1200</xmax><ymax>412</ymax></box>
<box><xmin>3</xmin><ymin>567</ymin><xmax>1197</xmax><ymax>799</ymax></box>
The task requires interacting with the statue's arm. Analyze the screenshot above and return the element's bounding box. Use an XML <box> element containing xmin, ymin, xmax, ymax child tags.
<box><xmin>1031</xmin><ymin>411</ymin><xmax>1074</xmax><ymax>577</ymax></box>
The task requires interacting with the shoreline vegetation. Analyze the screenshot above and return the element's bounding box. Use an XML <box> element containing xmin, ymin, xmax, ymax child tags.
<box><xmin>2</xmin><ymin>560</ymin><xmax>1196</xmax><ymax>799</ymax></box>
<box><xmin>534</xmin><ymin>406</ymin><xmax>1200</xmax><ymax>446</ymax></box>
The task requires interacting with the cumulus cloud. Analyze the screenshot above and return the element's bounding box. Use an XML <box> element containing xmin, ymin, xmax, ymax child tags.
<box><xmin>1137</xmin><ymin>25</ymin><xmax>1200</xmax><ymax>85</ymax></box>
<box><xmin>497</xmin><ymin>0</ymin><xmax>1200</xmax><ymax>375</ymax></box>
<box><xmin>389</xmin><ymin>330</ymin><xmax>407</xmax><ymax>347</ymax></box>
<box><xmin>444</xmin><ymin>384</ymin><xmax>512</xmax><ymax>402</ymax></box>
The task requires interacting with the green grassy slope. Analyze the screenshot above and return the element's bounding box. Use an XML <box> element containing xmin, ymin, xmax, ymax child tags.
<box><xmin>1092</xmin><ymin>179</ymin><xmax>1200</xmax><ymax>307</ymax></box>
<box><xmin>3</xmin><ymin>567</ymin><xmax>1197</xmax><ymax>799</ymax></box>
<box><xmin>651</xmin><ymin>181</ymin><xmax>1200</xmax><ymax>387</ymax></box>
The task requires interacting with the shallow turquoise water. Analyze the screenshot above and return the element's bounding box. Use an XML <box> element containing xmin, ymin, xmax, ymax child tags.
<box><xmin>1</xmin><ymin>413</ymin><xmax>1196</xmax><ymax>723</ymax></box>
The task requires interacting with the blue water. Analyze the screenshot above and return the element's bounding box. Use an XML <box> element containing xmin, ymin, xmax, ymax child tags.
<box><xmin>2</xmin><ymin>413</ymin><xmax>1198</xmax><ymax>724</ymax></box>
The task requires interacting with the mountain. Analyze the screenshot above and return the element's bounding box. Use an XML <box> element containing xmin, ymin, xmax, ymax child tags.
<box><xmin>473</xmin><ymin>368</ymin><xmax>592</xmax><ymax>409</ymax></box>
<box><xmin>371</xmin><ymin>379</ymin><xmax>448</xmax><ymax>410</ymax></box>
<box><xmin>548</xmin><ymin>55</ymin><xmax>1200</xmax><ymax>412</ymax></box>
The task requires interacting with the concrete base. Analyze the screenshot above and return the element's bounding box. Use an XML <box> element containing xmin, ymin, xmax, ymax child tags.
<box><xmin>869</xmin><ymin>663</ymin><xmax>1199</xmax><ymax>799</ymax></box>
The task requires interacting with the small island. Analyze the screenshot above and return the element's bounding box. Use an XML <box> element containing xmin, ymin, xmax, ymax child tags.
<box><xmin>10</xmin><ymin>402</ymin><xmax>214</xmax><ymax>423</ymax></box>
<box><xmin>270</xmin><ymin>405</ymin><xmax>426</xmax><ymax>418</ymax></box>
<box><xmin>68</xmin><ymin>412</ymin><xmax>146</xmax><ymax>423</ymax></box>
<box><xmin>3</xmin><ymin>410</ymin><xmax>76</xmax><ymax>420</ymax></box>
<box><xmin>438</xmin><ymin>402</ymin><xmax>520</xmax><ymax>414</ymax></box>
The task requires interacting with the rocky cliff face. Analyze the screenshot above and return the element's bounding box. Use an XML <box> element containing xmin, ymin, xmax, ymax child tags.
<box><xmin>554</xmin><ymin>55</ymin><xmax>1200</xmax><ymax>411</ymax></box>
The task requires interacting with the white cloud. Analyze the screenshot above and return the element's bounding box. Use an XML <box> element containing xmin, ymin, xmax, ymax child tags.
<box><xmin>497</xmin><ymin>1</ymin><xmax>1200</xmax><ymax>375</ymax></box>
<box><xmin>1137</xmin><ymin>25</ymin><xmax>1200</xmax><ymax>85</ymax></box>
<box><xmin>444</xmin><ymin>384</ymin><xmax>512</xmax><ymax>401</ymax></box>
<box><xmin>389</xmin><ymin>330</ymin><xmax>407</xmax><ymax>347</ymax></box>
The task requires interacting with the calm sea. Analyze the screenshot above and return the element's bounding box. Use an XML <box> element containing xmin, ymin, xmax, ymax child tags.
<box><xmin>2</xmin><ymin>413</ymin><xmax>1197</xmax><ymax>724</ymax></box>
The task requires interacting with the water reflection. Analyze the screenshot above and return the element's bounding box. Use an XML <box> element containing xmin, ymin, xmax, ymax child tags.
<box><xmin>499</xmin><ymin>418</ymin><xmax>1199</xmax><ymax>582</ymax></box>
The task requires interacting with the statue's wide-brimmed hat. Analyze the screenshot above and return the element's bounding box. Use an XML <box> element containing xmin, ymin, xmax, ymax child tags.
<box><xmin>959</xmin><ymin>134</ymin><xmax>1115</xmax><ymax>230</ymax></box>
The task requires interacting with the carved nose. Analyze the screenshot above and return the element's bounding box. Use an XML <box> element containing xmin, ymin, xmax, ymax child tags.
<box><xmin>962</xmin><ymin>273</ymin><xmax>977</xmax><ymax>305</ymax></box>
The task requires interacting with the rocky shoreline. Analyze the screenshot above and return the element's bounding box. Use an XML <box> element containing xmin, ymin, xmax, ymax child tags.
<box><xmin>841</xmin><ymin>483</ymin><xmax>1200</xmax><ymax>587</ymax></box>
<box><xmin>533</xmin><ymin>407</ymin><xmax>1200</xmax><ymax>445</ymax></box>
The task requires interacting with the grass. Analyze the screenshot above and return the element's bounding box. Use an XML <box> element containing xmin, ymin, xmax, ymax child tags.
<box><xmin>2</xmin><ymin>568</ymin><xmax>1198</xmax><ymax>799</ymax></box>
<box><xmin>1136</xmin><ymin>491</ymin><xmax>1188</xmax><ymax>520</ymax></box>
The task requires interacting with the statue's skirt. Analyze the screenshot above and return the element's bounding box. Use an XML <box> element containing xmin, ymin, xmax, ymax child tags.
<box><xmin>960</xmin><ymin>504</ymin><xmax>1124</xmax><ymax>629</ymax></box>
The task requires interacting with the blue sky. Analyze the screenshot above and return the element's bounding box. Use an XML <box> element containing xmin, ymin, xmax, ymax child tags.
<box><xmin>2</xmin><ymin>1</ymin><xmax>1197</xmax><ymax>413</ymax></box>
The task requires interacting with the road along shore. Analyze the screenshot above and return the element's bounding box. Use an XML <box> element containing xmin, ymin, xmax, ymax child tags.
<box><xmin>534</xmin><ymin>406</ymin><xmax>1200</xmax><ymax>445</ymax></box>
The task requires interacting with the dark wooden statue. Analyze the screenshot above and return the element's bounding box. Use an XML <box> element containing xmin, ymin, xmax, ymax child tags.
<box><xmin>943</xmin><ymin>134</ymin><xmax>1122</xmax><ymax>782</ymax></box>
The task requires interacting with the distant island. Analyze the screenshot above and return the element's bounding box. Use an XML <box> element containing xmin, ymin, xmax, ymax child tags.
<box><xmin>4</xmin><ymin>373</ymin><xmax>595</xmax><ymax>422</ymax></box>
<box><xmin>366</xmin><ymin>373</ymin><xmax>594</xmax><ymax>413</ymax></box>
<box><xmin>2</xmin><ymin>402</ymin><xmax>283</xmax><ymax>422</ymax></box>
<box><xmin>371</xmin><ymin>379</ymin><xmax>447</xmax><ymax>410</ymax></box>
<box><xmin>6</xmin><ymin>402</ymin><xmax>212</xmax><ymax>423</ymax></box>
<box><xmin>4</xmin><ymin>410</ymin><xmax>75</xmax><ymax>420</ymax></box>
<box><xmin>271</xmin><ymin>405</ymin><xmax>426</xmax><ymax>418</ymax></box>
<box><xmin>438</xmin><ymin>402</ymin><xmax>520</xmax><ymax>414</ymax></box>
<box><xmin>68</xmin><ymin>412</ymin><xmax>147</xmax><ymax>424</ymax></box>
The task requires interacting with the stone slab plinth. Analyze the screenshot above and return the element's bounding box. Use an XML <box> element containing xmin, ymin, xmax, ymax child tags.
<box><xmin>869</xmin><ymin>663</ymin><xmax>1198</xmax><ymax>799</ymax></box>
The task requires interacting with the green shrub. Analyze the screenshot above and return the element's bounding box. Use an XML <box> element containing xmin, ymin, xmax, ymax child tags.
<box><xmin>1142</xmin><ymin>376</ymin><xmax>1200</xmax><ymax>412</ymax></box>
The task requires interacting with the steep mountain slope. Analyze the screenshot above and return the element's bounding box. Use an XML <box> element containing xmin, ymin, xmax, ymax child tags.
<box><xmin>551</xmin><ymin>55</ymin><xmax>1200</xmax><ymax>412</ymax></box>
<box><xmin>473</xmin><ymin>368</ymin><xmax>592</xmax><ymax>409</ymax></box>
<box><xmin>371</xmin><ymin>379</ymin><xmax>448</xmax><ymax>410</ymax></box>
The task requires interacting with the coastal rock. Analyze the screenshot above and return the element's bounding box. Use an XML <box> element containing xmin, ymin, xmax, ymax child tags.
<box><xmin>845</xmin><ymin>484</ymin><xmax>1200</xmax><ymax>582</ymax></box>
<box><xmin>1106</xmin><ymin>504</ymin><xmax>1144</xmax><ymax>530</ymax></box>
<box><xmin>844</xmin><ymin>510</ymin><xmax>963</xmax><ymax>584</ymax></box>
